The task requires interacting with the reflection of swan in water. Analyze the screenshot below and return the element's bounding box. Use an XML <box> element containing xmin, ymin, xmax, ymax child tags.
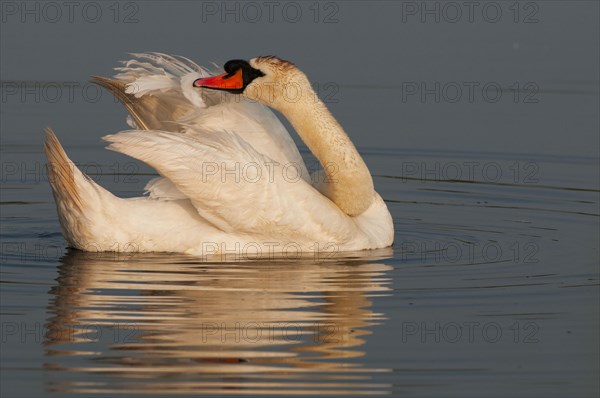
<box><xmin>44</xmin><ymin>249</ymin><xmax>393</xmax><ymax>395</ymax></box>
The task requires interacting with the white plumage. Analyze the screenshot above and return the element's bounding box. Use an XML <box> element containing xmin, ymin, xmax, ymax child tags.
<box><xmin>45</xmin><ymin>53</ymin><xmax>393</xmax><ymax>257</ymax></box>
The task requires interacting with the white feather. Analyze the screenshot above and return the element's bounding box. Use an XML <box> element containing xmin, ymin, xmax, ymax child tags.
<box><xmin>44</xmin><ymin>53</ymin><xmax>394</xmax><ymax>256</ymax></box>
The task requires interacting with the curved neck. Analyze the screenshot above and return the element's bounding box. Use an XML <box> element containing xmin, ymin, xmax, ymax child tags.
<box><xmin>280</xmin><ymin>89</ymin><xmax>374</xmax><ymax>216</ymax></box>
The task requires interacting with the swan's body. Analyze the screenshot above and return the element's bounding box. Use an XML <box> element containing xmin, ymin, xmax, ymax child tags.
<box><xmin>45</xmin><ymin>53</ymin><xmax>393</xmax><ymax>256</ymax></box>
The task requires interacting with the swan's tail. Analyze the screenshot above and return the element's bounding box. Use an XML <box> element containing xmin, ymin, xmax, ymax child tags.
<box><xmin>44</xmin><ymin>128</ymin><xmax>85</xmax><ymax>213</ymax></box>
<box><xmin>44</xmin><ymin>128</ymin><xmax>113</xmax><ymax>248</ymax></box>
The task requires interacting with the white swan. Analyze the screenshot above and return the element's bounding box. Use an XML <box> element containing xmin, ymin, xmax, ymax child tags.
<box><xmin>45</xmin><ymin>53</ymin><xmax>393</xmax><ymax>257</ymax></box>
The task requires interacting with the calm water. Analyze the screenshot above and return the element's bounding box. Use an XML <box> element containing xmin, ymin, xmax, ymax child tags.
<box><xmin>1</xmin><ymin>1</ymin><xmax>599</xmax><ymax>397</ymax></box>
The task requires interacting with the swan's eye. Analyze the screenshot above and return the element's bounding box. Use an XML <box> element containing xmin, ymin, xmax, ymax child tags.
<box><xmin>224</xmin><ymin>60</ymin><xmax>246</xmax><ymax>73</ymax></box>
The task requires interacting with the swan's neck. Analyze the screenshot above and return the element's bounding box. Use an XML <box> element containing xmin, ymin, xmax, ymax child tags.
<box><xmin>281</xmin><ymin>90</ymin><xmax>375</xmax><ymax>216</ymax></box>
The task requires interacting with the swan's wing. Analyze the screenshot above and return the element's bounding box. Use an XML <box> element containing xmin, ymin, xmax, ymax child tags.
<box><xmin>104</xmin><ymin>129</ymin><xmax>355</xmax><ymax>240</ymax></box>
<box><xmin>180</xmin><ymin>98</ymin><xmax>309</xmax><ymax>180</ymax></box>
<box><xmin>144</xmin><ymin>177</ymin><xmax>188</xmax><ymax>201</ymax></box>
<box><xmin>100</xmin><ymin>52</ymin><xmax>308</xmax><ymax>180</ymax></box>
<box><xmin>92</xmin><ymin>75</ymin><xmax>195</xmax><ymax>132</ymax></box>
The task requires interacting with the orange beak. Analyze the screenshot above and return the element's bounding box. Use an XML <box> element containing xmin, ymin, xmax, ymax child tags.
<box><xmin>193</xmin><ymin>68</ymin><xmax>244</xmax><ymax>91</ymax></box>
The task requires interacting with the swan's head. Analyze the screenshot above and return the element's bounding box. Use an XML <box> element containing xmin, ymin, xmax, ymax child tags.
<box><xmin>193</xmin><ymin>56</ymin><xmax>310</xmax><ymax>111</ymax></box>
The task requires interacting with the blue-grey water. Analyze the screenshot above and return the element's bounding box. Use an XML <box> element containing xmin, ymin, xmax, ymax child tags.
<box><xmin>1</xmin><ymin>1</ymin><xmax>599</xmax><ymax>397</ymax></box>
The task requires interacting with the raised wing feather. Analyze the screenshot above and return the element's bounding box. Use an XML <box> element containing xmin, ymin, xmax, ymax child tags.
<box><xmin>104</xmin><ymin>130</ymin><xmax>355</xmax><ymax>241</ymax></box>
<box><xmin>97</xmin><ymin>53</ymin><xmax>310</xmax><ymax>200</ymax></box>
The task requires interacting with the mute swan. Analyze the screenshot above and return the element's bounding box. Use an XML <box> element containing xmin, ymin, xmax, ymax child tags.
<box><xmin>45</xmin><ymin>53</ymin><xmax>393</xmax><ymax>257</ymax></box>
